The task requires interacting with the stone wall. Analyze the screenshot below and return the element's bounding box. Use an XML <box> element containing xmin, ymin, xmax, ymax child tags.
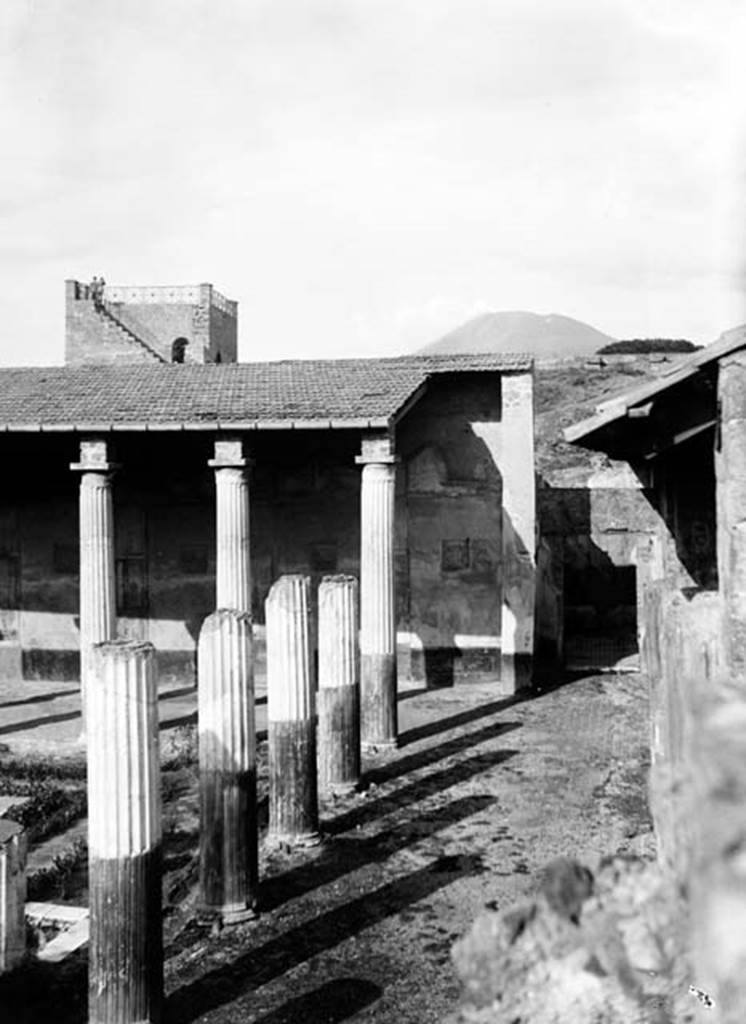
<box><xmin>64</xmin><ymin>280</ymin><xmax>237</xmax><ymax>365</ymax></box>
<box><xmin>537</xmin><ymin>463</ymin><xmax>660</xmax><ymax>673</ymax></box>
<box><xmin>646</xmin><ymin>590</ymin><xmax>724</xmax><ymax>877</ymax></box>
<box><xmin>644</xmin><ymin>587</ymin><xmax>746</xmax><ymax>1022</ymax></box>
<box><xmin>716</xmin><ymin>351</ymin><xmax>746</xmax><ymax>672</ymax></box>
<box><xmin>208</xmin><ymin>301</ymin><xmax>238</xmax><ymax>362</ymax></box>
<box><xmin>65</xmin><ymin>282</ymin><xmax>162</xmax><ymax>366</ymax></box>
<box><xmin>534</xmin><ymin>536</ymin><xmax>563</xmax><ymax>677</ymax></box>
<box><xmin>110</xmin><ymin>301</ymin><xmax>195</xmax><ymax>360</ymax></box>
<box><xmin>396</xmin><ymin>371</ymin><xmax>535</xmax><ymax>688</ymax></box>
<box><xmin>686</xmin><ymin>678</ymin><xmax>746</xmax><ymax>1021</ymax></box>
<box><xmin>450</xmin><ymin>588</ymin><xmax>744</xmax><ymax>1023</ymax></box>
<box><xmin>537</xmin><ymin>422</ymin><xmax>719</xmax><ymax>675</ymax></box>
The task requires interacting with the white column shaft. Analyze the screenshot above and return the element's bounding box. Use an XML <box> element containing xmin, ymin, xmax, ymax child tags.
<box><xmin>215</xmin><ymin>467</ymin><xmax>251</xmax><ymax>612</ymax></box>
<box><xmin>198</xmin><ymin>610</ymin><xmax>254</xmax><ymax>773</ymax></box>
<box><xmin>87</xmin><ymin>641</ymin><xmax>161</xmax><ymax>859</ymax></box>
<box><xmin>360</xmin><ymin>463</ymin><xmax>396</xmax><ymax>656</ymax></box>
<box><xmin>318</xmin><ymin>575</ymin><xmax>359</xmax><ymax>690</ymax></box>
<box><xmin>79</xmin><ymin>471</ymin><xmax>116</xmax><ymax>694</ymax></box>
<box><xmin>266</xmin><ymin>575</ymin><xmax>313</xmax><ymax>722</ymax></box>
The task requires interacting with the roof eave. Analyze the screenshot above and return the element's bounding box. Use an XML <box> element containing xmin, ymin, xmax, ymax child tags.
<box><xmin>0</xmin><ymin>416</ymin><xmax>392</xmax><ymax>434</ymax></box>
<box><xmin>565</xmin><ymin>330</ymin><xmax>746</xmax><ymax>448</ymax></box>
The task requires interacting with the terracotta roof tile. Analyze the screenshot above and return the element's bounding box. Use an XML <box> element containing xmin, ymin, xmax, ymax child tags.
<box><xmin>0</xmin><ymin>353</ymin><xmax>531</xmax><ymax>430</ymax></box>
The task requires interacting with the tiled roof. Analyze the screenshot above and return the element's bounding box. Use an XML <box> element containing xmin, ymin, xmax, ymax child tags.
<box><xmin>0</xmin><ymin>352</ymin><xmax>531</xmax><ymax>431</ymax></box>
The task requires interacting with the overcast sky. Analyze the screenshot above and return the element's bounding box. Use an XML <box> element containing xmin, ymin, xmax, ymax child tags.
<box><xmin>1</xmin><ymin>0</ymin><xmax>744</xmax><ymax>364</ymax></box>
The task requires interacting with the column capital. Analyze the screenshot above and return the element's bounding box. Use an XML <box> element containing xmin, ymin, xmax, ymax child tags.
<box><xmin>355</xmin><ymin>433</ymin><xmax>398</xmax><ymax>466</ymax></box>
<box><xmin>70</xmin><ymin>437</ymin><xmax>118</xmax><ymax>474</ymax></box>
<box><xmin>208</xmin><ymin>436</ymin><xmax>253</xmax><ymax>469</ymax></box>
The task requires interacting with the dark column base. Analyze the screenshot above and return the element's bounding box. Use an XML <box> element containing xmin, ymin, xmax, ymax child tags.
<box><xmin>268</xmin><ymin>718</ymin><xmax>320</xmax><ymax>844</ymax></box>
<box><xmin>501</xmin><ymin>652</ymin><xmax>533</xmax><ymax>694</ymax></box>
<box><xmin>360</xmin><ymin>652</ymin><xmax>397</xmax><ymax>751</ymax></box>
<box><xmin>199</xmin><ymin>768</ymin><xmax>258</xmax><ymax>922</ymax></box>
<box><xmin>89</xmin><ymin>845</ymin><xmax>163</xmax><ymax>1024</ymax></box>
<box><xmin>318</xmin><ymin>684</ymin><xmax>361</xmax><ymax>794</ymax></box>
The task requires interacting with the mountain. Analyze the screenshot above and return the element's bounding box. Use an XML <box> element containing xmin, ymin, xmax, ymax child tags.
<box><xmin>418</xmin><ymin>311</ymin><xmax>616</xmax><ymax>358</ymax></box>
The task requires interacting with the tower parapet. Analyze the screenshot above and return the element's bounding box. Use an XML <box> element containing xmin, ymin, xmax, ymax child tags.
<box><xmin>65</xmin><ymin>279</ymin><xmax>238</xmax><ymax>366</ymax></box>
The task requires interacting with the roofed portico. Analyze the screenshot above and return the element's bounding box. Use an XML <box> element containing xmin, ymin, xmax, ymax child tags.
<box><xmin>0</xmin><ymin>352</ymin><xmax>536</xmax><ymax>702</ymax></box>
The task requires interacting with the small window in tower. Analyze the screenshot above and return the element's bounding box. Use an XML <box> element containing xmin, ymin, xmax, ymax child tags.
<box><xmin>171</xmin><ymin>338</ymin><xmax>188</xmax><ymax>363</ymax></box>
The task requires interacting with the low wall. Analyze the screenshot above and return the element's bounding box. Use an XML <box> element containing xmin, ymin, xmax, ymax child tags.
<box><xmin>647</xmin><ymin>587</ymin><xmax>746</xmax><ymax>1021</ymax></box>
<box><xmin>688</xmin><ymin>678</ymin><xmax>746</xmax><ymax>1020</ymax></box>
<box><xmin>646</xmin><ymin>588</ymin><xmax>723</xmax><ymax>877</ymax></box>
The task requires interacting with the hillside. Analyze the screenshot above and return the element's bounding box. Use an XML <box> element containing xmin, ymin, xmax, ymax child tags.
<box><xmin>419</xmin><ymin>311</ymin><xmax>616</xmax><ymax>358</ymax></box>
<box><xmin>534</xmin><ymin>354</ymin><xmax>688</xmax><ymax>483</ymax></box>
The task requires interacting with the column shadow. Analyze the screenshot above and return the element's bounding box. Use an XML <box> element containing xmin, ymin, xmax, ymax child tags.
<box><xmin>0</xmin><ymin>689</ymin><xmax>78</xmax><ymax>710</ymax></box>
<box><xmin>328</xmin><ymin>747</ymin><xmax>517</xmax><ymax>837</ymax></box>
<box><xmin>159</xmin><ymin>712</ymin><xmax>197</xmax><ymax>730</ymax></box>
<box><xmin>397</xmin><ymin>697</ymin><xmax>522</xmax><ymax>746</ymax></box>
<box><xmin>0</xmin><ymin>709</ymin><xmax>80</xmax><ymax>736</ymax></box>
<box><xmin>0</xmin><ymin>957</ymin><xmax>87</xmax><ymax>1024</ymax></box>
<box><xmin>259</xmin><ymin>791</ymin><xmax>497</xmax><ymax>913</ymax></box>
<box><xmin>361</xmin><ymin>718</ymin><xmax>522</xmax><ymax>790</ymax></box>
<box><xmin>251</xmin><ymin>978</ymin><xmax>383</xmax><ymax>1024</ymax></box>
<box><xmin>166</xmin><ymin>854</ymin><xmax>485</xmax><ymax>1023</ymax></box>
<box><xmin>158</xmin><ymin>687</ymin><xmax>198</xmax><ymax>702</ymax></box>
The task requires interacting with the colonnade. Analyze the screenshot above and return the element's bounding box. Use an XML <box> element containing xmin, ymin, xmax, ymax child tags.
<box><xmin>67</xmin><ymin>418</ymin><xmax>534</xmax><ymax>1018</ymax></box>
<box><xmin>72</xmin><ymin>430</ymin><xmax>398</xmax><ymax>750</ymax></box>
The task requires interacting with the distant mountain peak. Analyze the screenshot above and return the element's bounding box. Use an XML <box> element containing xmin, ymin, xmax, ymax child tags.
<box><xmin>418</xmin><ymin>310</ymin><xmax>616</xmax><ymax>358</ymax></box>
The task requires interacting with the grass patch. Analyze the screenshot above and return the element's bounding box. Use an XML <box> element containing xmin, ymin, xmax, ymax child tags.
<box><xmin>4</xmin><ymin>782</ymin><xmax>87</xmax><ymax>844</ymax></box>
<box><xmin>28</xmin><ymin>837</ymin><xmax>88</xmax><ymax>903</ymax></box>
<box><xmin>0</xmin><ymin>754</ymin><xmax>86</xmax><ymax>788</ymax></box>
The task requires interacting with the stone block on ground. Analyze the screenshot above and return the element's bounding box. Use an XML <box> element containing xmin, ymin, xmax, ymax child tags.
<box><xmin>449</xmin><ymin>856</ymin><xmax>689</xmax><ymax>1024</ymax></box>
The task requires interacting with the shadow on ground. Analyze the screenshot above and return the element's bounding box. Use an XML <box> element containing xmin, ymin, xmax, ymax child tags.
<box><xmin>166</xmin><ymin>854</ymin><xmax>485</xmax><ymax>1024</ymax></box>
<box><xmin>252</xmin><ymin>978</ymin><xmax>383</xmax><ymax>1023</ymax></box>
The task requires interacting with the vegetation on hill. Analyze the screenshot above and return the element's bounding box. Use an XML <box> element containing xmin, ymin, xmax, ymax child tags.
<box><xmin>597</xmin><ymin>338</ymin><xmax>699</xmax><ymax>355</ymax></box>
<box><xmin>533</xmin><ymin>345</ymin><xmax>701</xmax><ymax>480</ymax></box>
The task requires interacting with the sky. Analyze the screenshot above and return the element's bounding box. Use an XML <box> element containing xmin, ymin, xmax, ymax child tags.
<box><xmin>1</xmin><ymin>0</ymin><xmax>744</xmax><ymax>365</ymax></box>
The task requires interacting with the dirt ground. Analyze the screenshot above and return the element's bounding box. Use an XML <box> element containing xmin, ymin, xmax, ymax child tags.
<box><xmin>0</xmin><ymin>671</ymin><xmax>653</xmax><ymax>1024</ymax></box>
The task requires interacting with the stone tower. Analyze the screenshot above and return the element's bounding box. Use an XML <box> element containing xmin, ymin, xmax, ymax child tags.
<box><xmin>65</xmin><ymin>280</ymin><xmax>238</xmax><ymax>366</ymax></box>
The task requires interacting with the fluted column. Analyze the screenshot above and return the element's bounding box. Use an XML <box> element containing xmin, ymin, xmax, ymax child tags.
<box><xmin>209</xmin><ymin>437</ymin><xmax>251</xmax><ymax>613</ymax></box>
<box><xmin>266</xmin><ymin>575</ymin><xmax>319</xmax><ymax>845</ymax></box>
<box><xmin>198</xmin><ymin>609</ymin><xmax>257</xmax><ymax>923</ymax></box>
<box><xmin>0</xmin><ymin>820</ymin><xmax>26</xmax><ymax>974</ymax></box>
<box><xmin>87</xmin><ymin>640</ymin><xmax>162</xmax><ymax>1024</ymax></box>
<box><xmin>70</xmin><ymin>438</ymin><xmax>117</xmax><ymax>722</ymax></box>
<box><xmin>318</xmin><ymin>575</ymin><xmax>360</xmax><ymax>795</ymax></box>
<box><xmin>356</xmin><ymin>435</ymin><xmax>398</xmax><ymax>751</ymax></box>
